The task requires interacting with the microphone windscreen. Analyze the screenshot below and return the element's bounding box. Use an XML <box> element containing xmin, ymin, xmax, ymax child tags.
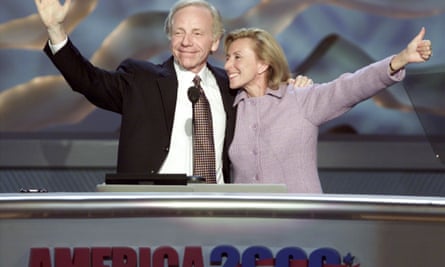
<box><xmin>187</xmin><ymin>86</ymin><xmax>200</xmax><ymax>104</ymax></box>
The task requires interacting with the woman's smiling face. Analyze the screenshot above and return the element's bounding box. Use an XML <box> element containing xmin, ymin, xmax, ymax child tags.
<box><xmin>225</xmin><ymin>38</ymin><xmax>262</xmax><ymax>88</ymax></box>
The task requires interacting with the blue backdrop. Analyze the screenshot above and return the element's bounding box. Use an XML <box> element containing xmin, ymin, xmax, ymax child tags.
<box><xmin>0</xmin><ymin>0</ymin><xmax>444</xmax><ymax>136</ymax></box>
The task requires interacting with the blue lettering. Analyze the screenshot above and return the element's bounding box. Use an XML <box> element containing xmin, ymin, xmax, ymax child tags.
<box><xmin>275</xmin><ymin>247</ymin><xmax>308</xmax><ymax>267</ymax></box>
<box><xmin>241</xmin><ymin>246</ymin><xmax>273</xmax><ymax>267</ymax></box>
<box><xmin>210</xmin><ymin>245</ymin><xmax>240</xmax><ymax>267</ymax></box>
<box><xmin>308</xmin><ymin>248</ymin><xmax>341</xmax><ymax>267</ymax></box>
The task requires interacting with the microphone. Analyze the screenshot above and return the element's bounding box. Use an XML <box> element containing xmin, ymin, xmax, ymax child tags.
<box><xmin>187</xmin><ymin>86</ymin><xmax>200</xmax><ymax>104</ymax></box>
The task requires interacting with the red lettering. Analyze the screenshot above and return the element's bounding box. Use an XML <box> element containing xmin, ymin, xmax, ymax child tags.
<box><xmin>139</xmin><ymin>248</ymin><xmax>151</xmax><ymax>267</ymax></box>
<box><xmin>290</xmin><ymin>259</ymin><xmax>309</xmax><ymax>267</ymax></box>
<box><xmin>112</xmin><ymin>247</ymin><xmax>137</xmax><ymax>267</ymax></box>
<box><xmin>92</xmin><ymin>247</ymin><xmax>112</xmax><ymax>267</ymax></box>
<box><xmin>256</xmin><ymin>259</ymin><xmax>275</xmax><ymax>266</ymax></box>
<box><xmin>29</xmin><ymin>248</ymin><xmax>51</xmax><ymax>267</ymax></box>
<box><xmin>55</xmin><ymin>248</ymin><xmax>90</xmax><ymax>267</ymax></box>
<box><xmin>182</xmin><ymin>246</ymin><xmax>204</xmax><ymax>267</ymax></box>
<box><xmin>152</xmin><ymin>246</ymin><xmax>179</xmax><ymax>267</ymax></box>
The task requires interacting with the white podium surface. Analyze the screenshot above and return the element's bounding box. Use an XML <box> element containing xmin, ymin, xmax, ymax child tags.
<box><xmin>1</xmin><ymin>191</ymin><xmax>445</xmax><ymax>267</ymax></box>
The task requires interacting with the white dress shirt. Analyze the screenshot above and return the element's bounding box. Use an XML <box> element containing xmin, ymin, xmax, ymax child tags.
<box><xmin>159</xmin><ymin>61</ymin><xmax>226</xmax><ymax>184</ymax></box>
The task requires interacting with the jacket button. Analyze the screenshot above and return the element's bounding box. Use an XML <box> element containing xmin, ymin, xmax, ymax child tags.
<box><xmin>163</xmin><ymin>147</ymin><xmax>169</xmax><ymax>152</ymax></box>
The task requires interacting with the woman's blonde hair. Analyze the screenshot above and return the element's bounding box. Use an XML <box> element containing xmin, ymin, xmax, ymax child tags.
<box><xmin>224</xmin><ymin>28</ymin><xmax>291</xmax><ymax>89</ymax></box>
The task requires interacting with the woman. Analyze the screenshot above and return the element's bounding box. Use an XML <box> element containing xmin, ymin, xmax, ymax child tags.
<box><xmin>224</xmin><ymin>27</ymin><xmax>432</xmax><ymax>193</ymax></box>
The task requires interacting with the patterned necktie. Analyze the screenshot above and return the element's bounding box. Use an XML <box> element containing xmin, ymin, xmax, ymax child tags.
<box><xmin>192</xmin><ymin>75</ymin><xmax>217</xmax><ymax>183</ymax></box>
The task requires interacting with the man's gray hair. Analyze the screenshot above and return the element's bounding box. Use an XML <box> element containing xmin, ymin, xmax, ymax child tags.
<box><xmin>164</xmin><ymin>0</ymin><xmax>225</xmax><ymax>41</ymax></box>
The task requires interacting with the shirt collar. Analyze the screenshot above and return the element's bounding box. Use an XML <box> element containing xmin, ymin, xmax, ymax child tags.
<box><xmin>233</xmin><ymin>84</ymin><xmax>287</xmax><ymax>107</ymax></box>
<box><xmin>174</xmin><ymin>61</ymin><xmax>210</xmax><ymax>87</ymax></box>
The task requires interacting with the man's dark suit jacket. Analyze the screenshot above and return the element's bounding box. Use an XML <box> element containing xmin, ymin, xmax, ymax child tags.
<box><xmin>44</xmin><ymin>40</ymin><xmax>236</xmax><ymax>183</ymax></box>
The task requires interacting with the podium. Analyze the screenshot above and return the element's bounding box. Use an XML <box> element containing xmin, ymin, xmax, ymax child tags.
<box><xmin>2</xmin><ymin>192</ymin><xmax>445</xmax><ymax>266</ymax></box>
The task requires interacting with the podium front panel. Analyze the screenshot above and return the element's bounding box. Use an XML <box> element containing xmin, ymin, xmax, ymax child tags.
<box><xmin>1</xmin><ymin>192</ymin><xmax>445</xmax><ymax>266</ymax></box>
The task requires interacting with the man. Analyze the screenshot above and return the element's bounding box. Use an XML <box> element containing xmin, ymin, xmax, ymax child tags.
<box><xmin>34</xmin><ymin>0</ymin><xmax>236</xmax><ymax>183</ymax></box>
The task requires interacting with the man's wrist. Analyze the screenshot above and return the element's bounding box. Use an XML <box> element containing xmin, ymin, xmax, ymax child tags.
<box><xmin>47</xmin><ymin>24</ymin><xmax>67</xmax><ymax>45</ymax></box>
<box><xmin>48</xmin><ymin>36</ymin><xmax>68</xmax><ymax>54</ymax></box>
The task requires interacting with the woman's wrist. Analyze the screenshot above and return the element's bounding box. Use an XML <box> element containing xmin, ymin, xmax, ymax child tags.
<box><xmin>389</xmin><ymin>53</ymin><xmax>407</xmax><ymax>74</ymax></box>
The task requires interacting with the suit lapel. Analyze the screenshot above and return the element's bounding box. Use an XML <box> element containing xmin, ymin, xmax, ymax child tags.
<box><xmin>157</xmin><ymin>57</ymin><xmax>178</xmax><ymax>135</ymax></box>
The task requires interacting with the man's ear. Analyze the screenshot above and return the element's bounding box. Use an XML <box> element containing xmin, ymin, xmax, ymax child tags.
<box><xmin>211</xmin><ymin>38</ymin><xmax>220</xmax><ymax>53</ymax></box>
